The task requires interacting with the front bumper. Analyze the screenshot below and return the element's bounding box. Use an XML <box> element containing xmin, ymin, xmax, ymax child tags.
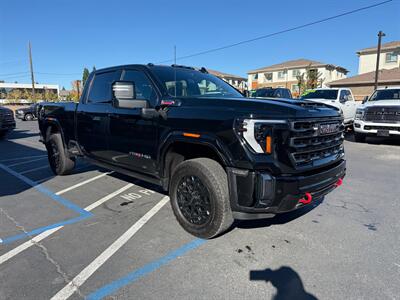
<box><xmin>0</xmin><ymin>120</ymin><xmax>16</xmax><ymax>131</ymax></box>
<box><xmin>227</xmin><ymin>160</ymin><xmax>346</xmax><ymax>220</ymax></box>
<box><xmin>354</xmin><ymin>120</ymin><xmax>400</xmax><ymax>136</ymax></box>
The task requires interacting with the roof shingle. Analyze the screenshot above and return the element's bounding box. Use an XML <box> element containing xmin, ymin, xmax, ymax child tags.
<box><xmin>328</xmin><ymin>67</ymin><xmax>400</xmax><ymax>86</ymax></box>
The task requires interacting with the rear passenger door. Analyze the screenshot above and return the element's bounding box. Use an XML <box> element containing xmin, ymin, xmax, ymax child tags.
<box><xmin>339</xmin><ymin>89</ymin><xmax>356</xmax><ymax>123</ymax></box>
<box><xmin>107</xmin><ymin>68</ymin><xmax>160</xmax><ymax>175</ymax></box>
<box><xmin>76</xmin><ymin>70</ymin><xmax>121</xmax><ymax>161</ymax></box>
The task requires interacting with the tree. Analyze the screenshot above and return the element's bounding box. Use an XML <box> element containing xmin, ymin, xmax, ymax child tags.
<box><xmin>92</xmin><ymin>66</ymin><xmax>96</xmax><ymax>72</ymax></box>
<box><xmin>82</xmin><ymin>68</ymin><xmax>90</xmax><ymax>86</ymax></box>
<box><xmin>296</xmin><ymin>64</ymin><xmax>324</xmax><ymax>96</ymax></box>
<box><xmin>70</xmin><ymin>80</ymin><xmax>82</xmax><ymax>102</ymax></box>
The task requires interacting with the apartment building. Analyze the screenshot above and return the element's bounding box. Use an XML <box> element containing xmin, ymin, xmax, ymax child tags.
<box><xmin>208</xmin><ymin>69</ymin><xmax>247</xmax><ymax>91</ymax></box>
<box><xmin>357</xmin><ymin>41</ymin><xmax>400</xmax><ymax>74</ymax></box>
<box><xmin>247</xmin><ymin>59</ymin><xmax>348</xmax><ymax>95</ymax></box>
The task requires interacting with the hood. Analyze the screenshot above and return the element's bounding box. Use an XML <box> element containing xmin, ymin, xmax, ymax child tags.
<box><xmin>361</xmin><ymin>100</ymin><xmax>400</xmax><ymax>108</ymax></box>
<box><xmin>178</xmin><ymin>97</ymin><xmax>340</xmax><ymax>119</ymax></box>
<box><xmin>0</xmin><ymin>106</ymin><xmax>12</xmax><ymax>113</ymax></box>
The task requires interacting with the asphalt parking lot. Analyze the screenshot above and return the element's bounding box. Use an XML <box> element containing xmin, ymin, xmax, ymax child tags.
<box><xmin>0</xmin><ymin>120</ymin><xmax>399</xmax><ymax>300</ymax></box>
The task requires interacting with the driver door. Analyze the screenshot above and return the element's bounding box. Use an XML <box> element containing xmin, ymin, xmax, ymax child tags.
<box><xmin>107</xmin><ymin>69</ymin><xmax>160</xmax><ymax>175</ymax></box>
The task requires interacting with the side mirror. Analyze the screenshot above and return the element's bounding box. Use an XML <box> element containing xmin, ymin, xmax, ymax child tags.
<box><xmin>112</xmin><ymin>81</ymin><xmax>148</xmax><ymax>109</ymax></box>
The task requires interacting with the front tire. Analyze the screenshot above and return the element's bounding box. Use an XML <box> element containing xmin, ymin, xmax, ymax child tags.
<box><xmin>354</xmin><ymin>132</ymin><xmax>366</xmax><ymax>143</ymax></box>
<box><xmin>24</xmin><ymin>113</ymin><xmax>34</xmax><ymax>121</ymax></box>
<box><xmin>46</xmin><ymin>133</ymin><xmax>75</xmax><ymax>175</ymax></box>
<box><xmin>169</xmin><ymin>158</ymin><xmax>233</xmax><ymax>239</ymax></box>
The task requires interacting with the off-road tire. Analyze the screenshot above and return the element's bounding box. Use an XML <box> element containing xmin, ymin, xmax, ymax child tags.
<box><xmin>169</xmin><ymin>158</ymin><xmax>233</xmax><ymax>239</ymax></box>
<box><xmin>354</xmin><ymin>132</ymin><xmax>366</xmax><ymax>143</ymax></box>
<box><xmin>46</xmin><ymin>133</ymin><xmax>75</xmax><ymax>175</ymax></box>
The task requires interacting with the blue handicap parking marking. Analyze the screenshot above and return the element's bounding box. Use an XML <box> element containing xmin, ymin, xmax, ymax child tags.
<box><xmin>0</xmin><ymin>163</ymin><xmax>93</xmax><ymax>245</ymax></box>
<box><xmin>86</xmin><ymin>239</ymin><xmax>206</xmax><ymax>300</ymax></box>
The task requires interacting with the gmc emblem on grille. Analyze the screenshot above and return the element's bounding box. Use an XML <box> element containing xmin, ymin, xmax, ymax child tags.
<box><xmin>318</xmin><ymin>123</ymin><xmax>338</xmax><ymax>135</ymax></box>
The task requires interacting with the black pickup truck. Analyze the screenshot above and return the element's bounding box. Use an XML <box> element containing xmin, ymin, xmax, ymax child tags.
<box><xmin>38</xmin><ymin>64</ymin><xmax>346</xmax><ymax>238</ymax></box>
<box><xmin>0</xmin><ymin>106</ymin><xmax>16</xmax><ymax>139</ymax></box>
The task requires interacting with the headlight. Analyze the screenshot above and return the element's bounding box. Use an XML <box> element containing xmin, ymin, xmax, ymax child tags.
<box><xmin>355</xmin><ymin>108</ymin><xmax>364</xmax><ymax>120</ymax></box>
<box><xmin>236</xmin><ymin>119</ymin><xmax>286</xmax><ymax>154</ymax></box>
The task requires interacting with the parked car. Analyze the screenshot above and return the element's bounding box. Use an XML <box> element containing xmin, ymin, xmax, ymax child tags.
<box><xmin>0</xmin><ymin>106</ymin><xmax>16</xmax><ymax>139</ymax></box>
<box><xmin>353</xmin><ymin>87</ymin><xmax>400</xmax><ymax>142</ymax></box>
<box><xmin>15</xmin><ymin>104</ymin><xmax>39</xmax><ymax>121</ymax></box>
<box><xmin>38</xmin><ymin>64</ymin><xmax>346</xmax><ymax>239</ymax></box>
<box><xmin>251</xmin><ymin>87</ymin><xmax>292</xmax><ymax>99</ymax></box>
<box><xmin>301</xmin><ymin>88</ymin><xmax>358</xmax><ymax>127</ymax></box>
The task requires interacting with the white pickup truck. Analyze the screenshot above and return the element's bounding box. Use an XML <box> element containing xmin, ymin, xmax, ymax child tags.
<box><xmin>353</xmin><ymin>87</ymin><xmax>400</xmax><ymax>142</ymax></box>
<box><xmin>301</xmin><ymin>88</ymin><xmax>359</xmax><ymax>127</ymax></box>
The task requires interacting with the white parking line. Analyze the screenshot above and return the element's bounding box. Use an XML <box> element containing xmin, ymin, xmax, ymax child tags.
<box><xmin>0</xmin><ymin>184</ymin><xmax>134</xmax><ymax>265</ymax></box>
<box><xmin>6</xmin><ymin>157</ymin><xmax>47</xmax><ymax>167</ymax></box>
<box><xmin>0</xmin><ymin>155</ymin><xmax>47</xmax><ymax>163</ymax></box>
<box><xmin>20</xmin><ymin>165</ymin><xmax>49</xmax><ymax>174</ymax></box>
<box><xmin>55</xmin><ymin>172</ymin><xmax>112</xmax><ymax>195</ymax></box>
<box><xmin>50</xmin><ymin>196</ymin><xmax>169</xmax><ymax>300</ymax></box>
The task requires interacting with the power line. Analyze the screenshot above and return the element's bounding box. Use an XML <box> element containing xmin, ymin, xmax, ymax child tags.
<box><xmin>157</xmin><ymin>0</ymin><xmax>393</xmax><ymax>64</ymax></box>
<box><xmin>36</xmin><ymin>72</ymin><xmax>81</xmax><ymax>76</ymax></box>
<box><xmin>0</xmin><ymin>71</ymin><xmax>30</xmax><ymax>76</ymax></box>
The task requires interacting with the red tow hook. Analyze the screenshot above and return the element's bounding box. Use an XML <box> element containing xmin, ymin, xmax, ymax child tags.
<box><xmin>335</xmin><ymin>178</ymin><xmax>343</xmax><ymax>187</ymax></box>
<box><xmin>299</xmin><ymin>192</ymin><xmax>312</xmax><ymax>205</ymax></box>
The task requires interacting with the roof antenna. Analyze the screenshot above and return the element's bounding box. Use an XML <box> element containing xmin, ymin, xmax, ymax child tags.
<box><xmin>174</xmin><ymin>45</ymin><xmax>177</xmax><ymax>98</ymax></box>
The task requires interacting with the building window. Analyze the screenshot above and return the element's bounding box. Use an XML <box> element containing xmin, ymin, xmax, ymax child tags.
<box><xmin>291</xmin><ymin>84</ymin><xmax>299</xmax><ymax>93</ymax></box>
<box><xmin>385</xmin><ymin>52</ymin><xmax>398</xmax><ymax>63</ymax></box>
<box><xmin>252</xmin><ymin>74</ymin><xmax>258</xmax><ymax>80</ymax></box>
<box><xmin>292</xmin><ymin>69</ymin><xmax>300</xmax><ymax>77</ymax></box>
<box><xmin>264</xmin><ymin>72</ymin><xmax>273</xmax><ymax>81</ymax></box>
<box><xmin>277</xmin><ymin>70</ymin><xmax>287</xmax><ymax>79</ymax></box>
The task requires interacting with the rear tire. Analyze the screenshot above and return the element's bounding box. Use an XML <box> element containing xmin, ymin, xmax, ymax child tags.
<box><xmin>24</xmin><ymin>113</ymin><xmax>34</xmax><ymax>121</ymax></box>
<box><xmin>354</xmin><ymin>132</ymin><xmax>366</xmax><ymax>143</ymax></box>
<box><xmin>169</xmin><ymin>158</ymin><xmax>233</xmax><ymax>239</ymax></box>
<box><xmin>46</xmin><ymin>133</ymin><xmax>75</xmax><ymax>175</ymax></box>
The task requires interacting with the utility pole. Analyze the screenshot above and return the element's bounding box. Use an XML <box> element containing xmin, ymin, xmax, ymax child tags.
<box><xmin>28</xmin><ymin>41</ymin><xmax>36</xmax><ymax>101</ymax></box>
<box><xmin>374</xmin><ymin>31</ymin><xmax>386</xmax><ymax>90</ymax></box>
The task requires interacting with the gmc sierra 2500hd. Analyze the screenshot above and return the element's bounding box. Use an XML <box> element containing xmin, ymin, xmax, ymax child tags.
<box><xmin>38</xmin><ymin>64</ymin><xmax>346</xmax><ymax>238</ymax></box>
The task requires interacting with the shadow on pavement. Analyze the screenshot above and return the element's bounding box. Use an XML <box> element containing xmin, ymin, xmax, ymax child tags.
<box><xmin>250</xmin><ymin>266</ymin><xmax>318</xmax><ymax>300</ymax></box>
<box><xmin>6</xmin><ymin>129</ymin><xmax>39</xmax><ymax>140</ymax></box>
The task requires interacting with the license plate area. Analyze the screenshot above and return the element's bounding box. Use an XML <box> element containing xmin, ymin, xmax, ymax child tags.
<box><xmin>377</xmin><ymin>130</ymin><xmax>389</xmax><ymax>137</ymax></box>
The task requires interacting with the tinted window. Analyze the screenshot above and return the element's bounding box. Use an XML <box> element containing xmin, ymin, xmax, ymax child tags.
<box><xmin>369</xmin><ymin>89</ymin><xmax>400</xmax><ymax>101</ymax></box>
<box><xmin>88</xmin><ymin>71</ymin><xmax>119</xmax><ymax>103</ymax></box>
<box><xmin>122</xmin><ymin>70</ymin><xmax>157</xmax><ymax>106</ymax></box>
<box><xmin>301</xmin><ymin>89</ymin><xmax>338</xmax><ymax>100</ymax></box>
<box><xmin>346</xmin><ymin>90</ymin><xmax>354</xmax><ymax>101</ymax></box>
<box><xmin>339</xmin><ymin>90</ymin><xmax>347</xmax><ymax>101</ymax></box>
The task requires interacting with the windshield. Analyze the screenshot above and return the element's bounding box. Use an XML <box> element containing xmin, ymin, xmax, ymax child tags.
<box><xmin>255</xmin><ymin>89</ymin><xmax>276</xmax><ymax>97</ymax></box>
<box><xmin>369</xmin><ymin>89</ymin><xmax>400</xmax><ymax>101</ymax></box>
<box><xmin>301</xmin><ymin>89</ymin><xmax>338</xmax><ymax>100</ymax></box>
<box><xmin>151</xmin><ymin>66</ymin><xmax>243</xmax><ymax>98</ymax></box>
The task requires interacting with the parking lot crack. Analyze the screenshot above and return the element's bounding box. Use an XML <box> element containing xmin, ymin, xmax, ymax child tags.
<box><xmin>0</xmin><ymin>207</ymin><xmax>85</xmax><ymax>299</ymax></box>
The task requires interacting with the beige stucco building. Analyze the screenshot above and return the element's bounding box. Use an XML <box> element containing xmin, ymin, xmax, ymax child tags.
<box><xmin>247</xmin><ymin>59</ymin><xmax>348</xmax><ymax>96</ymax></box>
<box><xmin>357</xmin><ymin>41</ymin><xmax>400</xmax><ymax>74</ymax></box>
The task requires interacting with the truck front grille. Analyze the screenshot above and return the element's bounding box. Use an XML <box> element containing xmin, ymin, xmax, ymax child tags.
<box><xmin>0</xmin><ymin>111</ymin><xmax>15</xmax><ymax>123</ymax></box>
<box><xmin>364</xmin><ymin>106</ymin><xmax>400</xmax><ymax>123</ymax></box>
<box><xmin>288</xmin><ymin>118</ymin><xmax>344</xmax><ymax>168</ymax></box>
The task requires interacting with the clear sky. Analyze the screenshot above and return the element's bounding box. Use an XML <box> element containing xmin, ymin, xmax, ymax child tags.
<box><xmin>1</xmin><ymin>0</ymin><xmax>399</xmax><ymax>89</ymax></box>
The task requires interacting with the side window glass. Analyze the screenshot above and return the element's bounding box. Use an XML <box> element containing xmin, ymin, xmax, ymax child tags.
<box><xmin>88</xmin><ymin>71</ymin><xmax>119</xmax><ymax>103</ymax></box>
<box><xmin>346</xmin><ymin>90</ymin><xmax>354</xmax><ymax>101</ymax></box>
<box><xmin>122</xmin><ymin>70</ymin><xmax>157</xmax><ymax>106</ymax></box>
<box><xmin>339</xmin><ymin>90</ymin><xmax>346</xmax><ymax>101</ymax></box>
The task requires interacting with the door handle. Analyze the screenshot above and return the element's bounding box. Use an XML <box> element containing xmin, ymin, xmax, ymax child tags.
<box><xmin>108</xmin><ymin>113</ymin><xmax>120</xmax><ymax>119</ymax></box>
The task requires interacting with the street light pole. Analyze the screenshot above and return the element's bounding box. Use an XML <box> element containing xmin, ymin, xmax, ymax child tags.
<box><xmin>28</xmin><ymin>41</ymin><xmax>36</xmax><ymax>101</ymax></box>
<box><xmin>374</xmin><ymin>31</ymin><xmax>386</xmax><ymax>90</ymax></box>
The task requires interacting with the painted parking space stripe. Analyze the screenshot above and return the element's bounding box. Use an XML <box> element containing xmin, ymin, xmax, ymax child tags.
<box><xmin>50</xmin><ymin>196</ymin><xmax>170</xmax><ymax>300</ymax></box>
<box><xmin>0</xmin><ymin>184</ymin><xmax>134</xmax><ymax>265</ymax></box>
<box><xmin>55</xmin><ymin>172</ymin><xmax>112</xmax><ymax>195</ymax></box>
<box><xmin>0</xmin><ymin>163</ymin><xmax>92</xmax><ymax>244</ymax></box>
<box><xmin>86</xmin><ymin>239</ymin><xmax>206</xmax><ymax>300</ymax></box>
<box><xmin>0</xmin><ymin>155</ymin><xmax>47</xmax><ymax>163</ymax></box>
<box><xmin>20</xmin><ymin>165</ymin><xmax>49</xmax><ymax>174</ymax></box>
<box><xmin>6</xmin><ymin>157</ymin><xmax>47</xmax><ymax>167</ymax></box>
